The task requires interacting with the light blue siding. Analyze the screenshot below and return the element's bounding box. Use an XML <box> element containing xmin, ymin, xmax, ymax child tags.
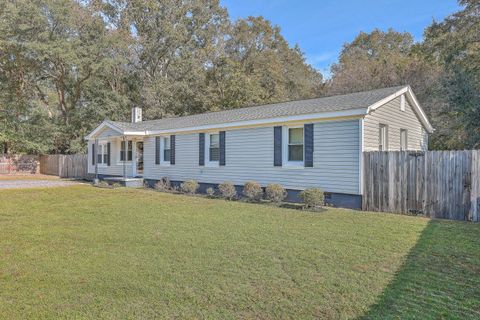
<box><xmin>143</xmin><ymin>119</ymin><xmax>361</xmax><ymax>194</ymax></box>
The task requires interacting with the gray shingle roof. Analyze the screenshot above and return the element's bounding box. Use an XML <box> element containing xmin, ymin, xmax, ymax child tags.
<box><xmin>108</xmin><ymin>86</ymin><xmax>406</xmax><ymax>132</ymax></box>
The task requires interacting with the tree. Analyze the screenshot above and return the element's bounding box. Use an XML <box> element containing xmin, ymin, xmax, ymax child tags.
<box><xmin>327</xmin><ymin>29</ymin><xmax>447</xmax><ymax>149</ymax></box>
<box><xmin>421</xmin><ymin>0</ymin><xmax>480</xmax><ymax>149</ymax></box>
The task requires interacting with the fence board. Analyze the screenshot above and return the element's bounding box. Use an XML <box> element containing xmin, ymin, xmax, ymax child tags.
<box><xmin>363</xmin><ymin>150</ymin><xmax>479</xmax><ymax>222</ymax></box>
<box><xmin>39</xmin><ymin>154</ymin><xmax>88</xmax><ymax>179</ymax></box>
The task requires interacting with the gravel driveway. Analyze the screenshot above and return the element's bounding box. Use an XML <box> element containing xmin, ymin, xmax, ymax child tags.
<box><xmin>0</xmin><ymin>179</ymin><xmax>80</xmax><ymax>189</ymax></box>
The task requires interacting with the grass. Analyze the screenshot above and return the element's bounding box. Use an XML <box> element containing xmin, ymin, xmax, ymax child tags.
<box><xmin>0</xmin><ymin>186</ymin><xmax>479</xmax><ymax>319</ymax></box>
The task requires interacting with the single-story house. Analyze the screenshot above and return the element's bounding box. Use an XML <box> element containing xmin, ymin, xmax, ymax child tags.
<box><xmin>85</xmin><ymin>85</ymin><xmax>433</xmax><ymax>208</ymax></box>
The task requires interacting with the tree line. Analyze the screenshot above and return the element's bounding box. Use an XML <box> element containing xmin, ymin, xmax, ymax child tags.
<box><xmin>1</xmin><ymin>0</ymin><xmax>478</xmax><ymax>154</ymax></box>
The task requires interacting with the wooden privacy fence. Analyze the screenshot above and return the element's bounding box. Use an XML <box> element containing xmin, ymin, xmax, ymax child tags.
<box><xmin>0</xmin><ymin>154</ymin><xmax>39</xmax><ymax>174</ymax></box>
<box><xmin>39</xmin><ymin>154</ymin><xmax>88</xmax><ymax>179</ymax></box>
<box><xmin>363</xmin><ymin>150</ymin><xmax>480</xmax><ymax>221</ymax></box>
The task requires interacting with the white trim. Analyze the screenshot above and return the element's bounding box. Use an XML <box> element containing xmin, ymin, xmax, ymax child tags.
<box><xmin>205</xmin><ymin>132</ymin><xmax>220</xmax><ymax>167</ymax></box>
<box><xmin>85</xmin><ymin>121</ymin><xmax>125</xmax><ymax>140</ymax></box>
<box><xmin>282</xmin><ymin>125</ymin><xmax>305</xmax><ymax>168</ymax></box>
<box><xmin>160</xmin><ymin>136</ymin><xmax>171</xmax><ymax>166</ymax></box>
<box><xmin>367</xmin><ymin>86</ymin><xmax>433</xmax><ymax>133</ymax></box>
<box><xmin>147</xmin><ymin>109</ymin><xmax>367</xmax><ymax>135</ymax></box>
<box><xmin>359</xmin><ymin>118</ymin><xmax>364</xmax><ymax>195</ymax></box>
<box><xmin>96</xmin><ymin>142</ymin><xmax>108</xmax><ymax>167</ymax></box>
<box><xmin>117</xmin><ymin>139</ymin><xmax>133</xmax><ymax>165</ymax></box>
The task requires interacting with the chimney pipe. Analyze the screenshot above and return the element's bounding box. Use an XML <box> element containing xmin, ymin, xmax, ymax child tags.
<box><xmin>131</xmin><ymin>107</ymin><xmax>142</xmax><ymax>123</ymax></box>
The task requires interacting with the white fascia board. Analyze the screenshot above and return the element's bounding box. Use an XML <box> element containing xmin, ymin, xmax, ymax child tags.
<box><xmin>405</xmin><ymin>87</ymin><xmax>434</xmax><ymax>133</ymax></box>
<box><xmin>146</xmin><ymin>108</ymin><xmax>367</xmax><ymax>135</ymax></box>
<box><xmin>366</xmin><ymin>86</ymin><xmax>434</xmax><ymax>133</ymax></box>
<box><xmin>84</xmin><ymin>121</ymin><xmax>125</xmax><ymax>140</ymax></box>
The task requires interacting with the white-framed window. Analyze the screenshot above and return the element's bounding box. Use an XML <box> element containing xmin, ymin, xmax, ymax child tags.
<box><xmin>97</xmin><ymin>142</ymin><xmax>108</xmax><ymax>165</ymax></box>
<box><xmin>379</xmin><ymin>124</ymin><xmax>388</xmax><ymax>151</ymax></box>
<box><xmin>205</xmin><ymin>132</ymin><xmax>220</xmax><ymax>166</ymax></box>
<box><xmin>120</xmin><ymin>140</ymin><xmax>133</xmax><ymax>162</ymax></box>
<box><xmin>400</xmin><ymin>129</ymin><xmax>408</xmax><ymax>150</ymax></box>
<box><xmin>161</xmin><ymin>136</ymin><xmax>170</xmax><ymax>165</ymax></box>
<box><xmin>283</xmin><ymin>126</ymin><xmax>304</xmax><ymax>167</ymax></box>
<box><xmin>400</xmin><ymin>94</ymin><xmax>406</xmax><ymax>111</ymax></box>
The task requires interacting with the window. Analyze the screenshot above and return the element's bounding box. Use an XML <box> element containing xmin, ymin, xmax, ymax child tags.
<box><xmin>379</xmin><ymin>124</ymin><xmax>388</xmax><ymax>151</ymax></box>
<box><xmin>288</xmin><ymin>127</ymin><xmax>304</xmax><ymax>162</ymax></box>
<box><xmin>162</xmin><ymin>137</ymin><xmax>170</xmax><ymax>163</ymax></box>
<box><xmin>400</xmin><ymin>94</ymin><xmax>406</xmax><ymax>111</ymax></box>
<box><xmin>97</xmin><ymin>143</ymin><xmax>107</xmax><ymax>165</ymax></box>
<box><xmin>208</xmin><ymin>133</ymin><xmax>220</xmax><ymax>162</ymax></box>
<box><xmin>120</xmin><ymin>140</ymin><xmax>132</xmax><ymax>161</ymax></box>
<box><xmin>400</xmin><ymin>129</ymin><xmax>408</xmax><ymax>150</ymax></box>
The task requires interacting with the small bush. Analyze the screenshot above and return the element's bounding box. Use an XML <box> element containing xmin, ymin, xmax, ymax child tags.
<box><xmin>154</xmin><ymin>177</ymin><xmax>171</xmax><ymax>192</ymax></box>
<box><xmin>218</xmin><ymin>181</ymin><xmax>236</xmax><ymax>200</ymax></box>
<box><xmin>206</xmin><ymin>187</ymin><xmax>215</xmax><ymax>197</ymax></box>
<box><xmin>111</xmin><ymin>183</ymin><xmax>122</xmax><ymax>188</ymax></box>
<box><xmin>180</xmin><ymin>180</ymin><xmax>199</xmax><ymax>194</ymax></box>
<box><xmin>265</xmin><ymin>184</ymin><xmax>287</xmax><ymax>203</ymax></box>
<box><xmin>299</xmin><ymin>188</ymin><xmax>325</xmax><ymax>208</ymax></box>
<box><xmin>95</xmin><ymin>180</ymin><xmax>110</xmax><ymax>188</ymax></box>
<box><xmin>243</xmin><ymin>181</ymin><xmax>263</xmax><ymax>202</ymax></box>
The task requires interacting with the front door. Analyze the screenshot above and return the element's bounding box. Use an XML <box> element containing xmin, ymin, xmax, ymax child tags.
<box><xmin>136</xmin><ymin>141</ymin><xmax>144</xmax><ymax>176</ymax></box>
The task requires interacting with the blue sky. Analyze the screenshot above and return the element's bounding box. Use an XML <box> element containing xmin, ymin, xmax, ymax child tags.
<box><xmin>220</xmin><ymin>0</ymin><xmax>461</xmax><ymax>77</ymax></box>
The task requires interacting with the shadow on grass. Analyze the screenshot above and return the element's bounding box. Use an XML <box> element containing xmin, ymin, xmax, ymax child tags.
<box><xmin>361</xmin><ymin>220</ymin><xmax>480</xmax><ymax>319</ymax></box>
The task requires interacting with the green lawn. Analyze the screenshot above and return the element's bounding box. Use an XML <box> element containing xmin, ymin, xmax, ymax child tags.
<box><xmin>0</xmin><ymin>186</ymin><xmax>479</xmax><ymax>319</ymax></box>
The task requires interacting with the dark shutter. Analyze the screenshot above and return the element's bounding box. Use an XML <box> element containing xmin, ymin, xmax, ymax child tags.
<box><xmin>274</xmin><ymin>126</ymin><xmax>282</xmax><ymax>166</ymax></box>
<box><xmin>219</xmin><ymin>131</ymin><xmax>226</xmax><ymax>166</ymax></box>
<box><xmin>155</xmin><ymin>137</ymin><xmax>160</xmax><ymax>165</ymax></box>
<box><xmin>199</xmin><ymin>133</ymin><xmax>205</xmax><ymax>166</ymax></box>
<box><xmin>304</xmin><ymin>123</ymin><xmax>314</xmax><ymax>167</ymax></box>
<box><xmin>170</xmin><ymin>135</ymin><xmax>175</xmax><ymax>165</ymax></box>
<box><xmin>91</xmin><ymin>143</ymin><xmax>95</xmax><ymax>165</ymax></box>
<box><xmin>107</xmin><ymin>142</ymin><xmax>111</xmax><ymax>166</ymax></box>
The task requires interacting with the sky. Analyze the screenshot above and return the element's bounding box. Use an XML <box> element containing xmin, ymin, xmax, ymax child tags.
<box><xmin>220</xmin><ymin>0</ymin><xmax>461</xmax><ymax>77</ymax></box>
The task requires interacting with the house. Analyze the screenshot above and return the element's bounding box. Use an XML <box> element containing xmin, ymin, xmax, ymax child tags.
<box><xmin>85</xmin><ymin>85</ymin><xmax>433</xmax><ymax>208</ymax></box>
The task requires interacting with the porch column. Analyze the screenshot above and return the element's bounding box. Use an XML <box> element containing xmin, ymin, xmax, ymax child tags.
<box><xmin>95</xmin><ymin>139</ymin><xmax>99</xmax><ymax>180</ymax></box>
<box><xmin>122</xmin><ymin>136</ymin><xmax>126</xmax><ymax>179</ymax></box>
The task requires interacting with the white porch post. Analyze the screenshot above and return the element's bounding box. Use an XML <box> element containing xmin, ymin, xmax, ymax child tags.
<box><xmin>94</xmin><ymin>139</ymin><xmax>99</xmax><ymax>181</ymax></box>
<box><xmin>122</xmin><ymin>136</ymin><xmax>126</xmax><ymax>179</ymax></box>
<box><xmin>132</xmin><ymin>139</ymin><xmax>137</xmax><ymax>177</ymax></box>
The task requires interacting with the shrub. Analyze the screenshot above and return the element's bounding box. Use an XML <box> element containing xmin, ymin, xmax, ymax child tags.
<box><xmin>299</xmin><ymin>188</ymin><xmax>325</xmax><ymax>208</ymax></box>
<box><xmin>180</xmin><ymin>180</ymin><xmax>199</xmax><ymax>194</ymax></box>
<box><xmin>111</xmin><ymin>182</ymin><xmax>122</xmax><ymax>188</ymax></box>
<box><xmin>206</xmin><ymin>187</ymin><xmax>215</xmax><ymax>197</ymax></box>
<box><xmin>265</xmin><ymin>184</ymin><xmax>287</xmax><ymax>203</ymax></box>
<box><xmin>95</xmin><ymin>180</ymin><xmax>110</xmax><ymax>188</ymax></box>
<box><xmin>218</xmin><ymin>181</ymin><xmax>237</xmax><ymax>200</ymax></box>
<box><xmin>154</xmin><ymin>177</ymin><xmax>171</xmax><ymax>192</ymax></box>
<box><xmin>243</xmin><ymin>181</ymin><xmax>263</xmax><ymax>202</ymax></box>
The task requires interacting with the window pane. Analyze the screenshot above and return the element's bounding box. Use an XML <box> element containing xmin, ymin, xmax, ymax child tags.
<box><xmin>288</xmin><ymin>145</ymin><xmax>303</xmax><ymax>162</ymax></box>
<box><xmin>210</xmin><ymin>147</ymin><xmax>219</xmax><ymax>161</ymax></box>
<box><xmin>103</xmin><ymin>154</ymin><xmax>108</xmax><ymax>164</ymax></box>
<box><xmin>289</xmin><ymin>128</ymin><xmax>303</xmax><ymax>144</ymax></box>
<box><xmin>210</xmin><ymin>134</ymin><xmax>219</xmax><ymax>147</ymax></box>
<box><xmin>128</xmin><ymin>141</ymin><xmax>132</xmax><ymax>151</ymax></box>
<box><xmin>97</xmin><ymin>154</ymin><xmax>102</xmax><ymax>163</ymax></box>
<box><xmin>121</xmin><ymin>141</ymin><xmax>125</xmax><ymax>151</ymax></box>
<box><xmin>164</xmin><ymin>149</ymin><xmax>170</xmax><ymax>162</ymax></box>
<box><xmin>120</xmin><ymin>151</ymin><xmax>125</xmax><ymax>161</ymax></box>
<box><xmin>127</xmin><ymin>151</ymin><xmax>132</xmax><ymax>161</ymax></box>
<box><xmin>164</xmin><ymin>137</ymin><xmax>170</xmax><ymax>150</ymax></box>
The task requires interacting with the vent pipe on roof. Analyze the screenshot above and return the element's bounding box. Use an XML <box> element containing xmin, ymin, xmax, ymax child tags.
<box><xmin>131</xmin><ymin>107</ymin><xmax>142</xmax><ymax>123</ymax></box>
